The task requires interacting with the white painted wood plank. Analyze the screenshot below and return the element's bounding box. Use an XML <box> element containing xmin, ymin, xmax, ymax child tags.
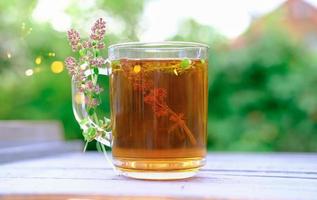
<box><xmin>1</xmin><ymin>167</ymin><xmax>317</xmax><ymax>182</ymax></box>
<box><xmin>2</xmin><ymin>152</ymin><xmax>316</xmax><ymax>172</ymax></box>
<box><xmin>2</xmin><ymin>153</ymin><xmax>317</xmax><ymax>179</ymax></box>
<box><xmin>205</xmin><ymin>153</ymin><xmax>317</xmax><ymax>172</ymax></box>
<box><xmin>1</xmin><ymin>175</ymin><xmax>317</xmax><ymax>200</ymax></box>
<box><xmin>1</xmin><ymin>153</ymin><xmax>317</xmax><ymax>200</ymax></box>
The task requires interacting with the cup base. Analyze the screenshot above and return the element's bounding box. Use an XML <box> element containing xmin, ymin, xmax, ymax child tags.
<box><xmin>118</xmin><ymin>169</ymin><xmax>199</xmax><ymax>180</ymax></box>
<box><xmin>113</xmin><ymin>157</ymin><xmax>205</xmax><ymax>180</ymax></box>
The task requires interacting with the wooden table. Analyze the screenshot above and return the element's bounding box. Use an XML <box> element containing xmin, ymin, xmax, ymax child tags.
<box><xmin>1</xmin><ymin>152</ymin><xmax>317</xmax><ymax>200</ymax></box>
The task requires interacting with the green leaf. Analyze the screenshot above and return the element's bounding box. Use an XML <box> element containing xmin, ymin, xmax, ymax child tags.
<box><xmin>79</xmin><ymin>49</ymin><xmax>86</xmax><ymax>57</ymax></box>
<box><xmin>94</xmin><ymin>50</ymin><xmax>100</xmax><ymax>57</ymax></box>
<box><xmin>83</xmin><ymin>127</ymin><xmax>96</xmax><ymax>141</ymax></box>
<box><xmin>180</xmin><ymin>58</ymin><xmax>191</xmax><ymax>69</ymax></box>
<box><xmin>93</xmin><ymin>67</ymin><xmax>99</xmax><ymax>75</ymax></box>
<box><xmin>200</xmin><ymin>59</ymin><xmax>206</xmax><ymax>64</ymax></box>
<box><xmin>87</xmin><ymin>74</ymin><xmax>94</xmax><ymax>80</ymax></box>
<box><xmin>92</xmin><ymin>93</ymin><xmax>100</xmax><ymax>98</ymax></box>
<box><xmin>88</xmin><ymin>108</ymin><xmax>95</xmax><ymax>116</ymax></box>
<box><xmin>79</xmin><ymin>118</ymin><xmax>89</xmax><ymax>126</ymax></box>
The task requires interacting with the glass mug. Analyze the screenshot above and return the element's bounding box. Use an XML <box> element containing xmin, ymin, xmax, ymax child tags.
<box><xmin>72</xmin><ymin>42</ymin><xmax>208</xmax><ymax>180</ymax></box>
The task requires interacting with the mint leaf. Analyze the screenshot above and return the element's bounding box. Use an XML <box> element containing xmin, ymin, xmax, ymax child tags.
<box><xmin>180</xmin><ymin>58</ymin><xmax>191</xmax><ymax>69</ymax></box>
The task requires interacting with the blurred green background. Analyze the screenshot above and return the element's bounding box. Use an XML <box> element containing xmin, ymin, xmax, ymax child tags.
<box><xmin>1</xmin><ymin>0</ymin><xmax>317</xmax><ymax>151</ymax></box>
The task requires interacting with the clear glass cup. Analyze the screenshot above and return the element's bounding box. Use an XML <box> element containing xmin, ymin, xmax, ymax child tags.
<box><xmin>72</xmin><ymin>41</ymin><xmax>208</xmax><ymax>180</ymax></box>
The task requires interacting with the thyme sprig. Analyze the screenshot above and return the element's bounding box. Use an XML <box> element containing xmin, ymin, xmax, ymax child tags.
<box><xmin>65</xmin><ymin>18</ymin><xmax>109</xmax><ymax>142</ymax></box>
<box><xmin>114</xmin><ymin>59</ymin><xmax>198</xmax><ymax>145</ymax></box>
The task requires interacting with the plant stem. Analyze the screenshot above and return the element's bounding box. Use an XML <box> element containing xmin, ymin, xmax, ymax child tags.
<box><xmin>156</xmin><ymin>102</ymin><xmax>197</xmax><ymax>145</ymax></box>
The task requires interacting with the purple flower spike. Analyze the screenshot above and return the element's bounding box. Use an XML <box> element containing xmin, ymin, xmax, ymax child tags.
<box><xmin>67</xmin><ymin>29</ymin><xmax>81</xmax><ymax>51</ymax></box>
<box><xmin>83</xmin><ymin>41</ymin><xmax>92</xmax><ymax>49</ymax></box>
<box><xmin>85</xmin><ymin>80</ymin><xmax>94</xmax><ymax>90</ymax></box>
<box><xmin>85</xmin><ymin>96</ymin><xmax>99</xmax><ymax>107</ymax></box>
<box><xmin>90</xmin><ymin>18</ymin><xmax>106</xmax><ymax>41</ymax></box>
<box><xmin>84</xmin><ymin>80</ymin><xmax>103</xmax><ymax>94</ymax></box>
<box><xmin>90</xmin><ymin>57</ymin><xmax>105</xmax><ymax>68</ymax></box>
<box><xmin>94</xmin><ymin>85</ymin><xmax>103</xmax><ymax>94</ymax></box>
<box><xmin>65</xmin><ymin>56</ymin><xmax>78</xmax><ymax>76</ymax></box>
<box><xmin>97</xmin><ymin>42</ymin><xmax>105</xmax><ymax>49</ymax></box>
<box><xmin>64</xmin><ymin>18</ymin><xmax>108</xmax><ymax>142</ymax></box>
<box><xmin>65</xmin><ymin>56</ymin><xmax>84</xmax><ymax>82</ymax></box>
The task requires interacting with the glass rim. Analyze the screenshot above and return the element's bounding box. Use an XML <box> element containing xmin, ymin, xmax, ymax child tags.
<box><xmin>108</xmin><ymin>41</ymin><xmax>209</xmax><ymax>50</ymax></box>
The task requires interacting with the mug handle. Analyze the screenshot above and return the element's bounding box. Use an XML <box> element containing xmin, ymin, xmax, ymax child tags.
<box><xmin>71</xmin><ymin>60</ymin><xmax>112</xmax><ymax>147</ymax></box>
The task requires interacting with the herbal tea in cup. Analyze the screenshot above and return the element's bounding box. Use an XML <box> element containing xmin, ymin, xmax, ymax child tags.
<box><xmin>110</xmin><ymin>58</ymin><xmax>208</xmax><ymax>179</ymax></box>
<box><xmin>66</xmin><ymin>18</ymin><xmax>208</xmax><ymax>180</ymax></box>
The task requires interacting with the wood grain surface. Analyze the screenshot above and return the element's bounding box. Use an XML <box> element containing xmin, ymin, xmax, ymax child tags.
<box><xmin>0</xmin><ymin>152</ymin><xmax>316</xmax><ymax>200</ymax></box>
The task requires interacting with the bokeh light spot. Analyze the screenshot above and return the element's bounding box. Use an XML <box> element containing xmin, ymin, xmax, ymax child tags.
<box><xmin>7</xmin><ymin>53</ymin><xmax>11</xmax><ymax>59</ymax></box>
<box><xmin>35</xmin><ymin>56</ymin><xmax>42</xmax><ymax>65</ymax></box>
<box><xmin>25</xmin><ymin>69</ymin><xmax>34</xmax><ymax>76</ymax></box>
<box><xmin>48</xmin><ymin>52</ymin><xmax>56</xmax><ymax>57</ymax></box>
<box><xmin>51</xmin><ymin>61</ymin><xmax>64</xmax><ymax>74</ymax></box>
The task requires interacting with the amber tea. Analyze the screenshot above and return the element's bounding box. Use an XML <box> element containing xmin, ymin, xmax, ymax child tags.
<box><xmin>71</xmin><ymin>40</ymin><xmax>209</xmax><ymax>180</ymax></box>
<box><xmin>110</xmin><ymin>59</ymin><xmax>208</xmax><ymax>175</ymax></box>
